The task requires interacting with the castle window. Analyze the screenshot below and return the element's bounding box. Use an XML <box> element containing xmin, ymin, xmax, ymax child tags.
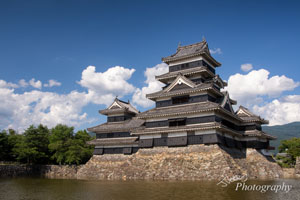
<box><xmin>172</xmin><ymin>96</ymin><xmax>189</xmax><ymax>105</ymax></box>
<box><xmin>169</xmin><ymin>118</ymin><xmax>186</xmax><ymax>127</ymax></box>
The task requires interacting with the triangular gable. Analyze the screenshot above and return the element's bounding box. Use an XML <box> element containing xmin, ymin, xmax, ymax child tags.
<box><xmin>236</xmin><ymin>106</ymin><xmax>256</xmax><ymax>117</ymax></box>
<box><xmin>165</xmin><ymin>74</ymin><xmax>196</xmax><ymax>92</ymax></box>
<box><xmin>108</xmin><ymin>99</ymin><xmax>123</xmax><ymax>110</ymax></box>
<box><xmin>221</xmin><ymin>92</ymin><xmax>235</xmax><ymax>114</ymax></box>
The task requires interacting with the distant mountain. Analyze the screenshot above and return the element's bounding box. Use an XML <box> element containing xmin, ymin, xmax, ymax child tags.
<box><xmin>262</xmin><ymin>122</ymin><xmax>300</xmax><ymax>153</ymax></box>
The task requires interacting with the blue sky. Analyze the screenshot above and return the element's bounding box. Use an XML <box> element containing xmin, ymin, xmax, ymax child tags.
<box><xmin>0</xmin><ymin>0</ymin><xmax>300</xmax><ymax>132</ymax></box>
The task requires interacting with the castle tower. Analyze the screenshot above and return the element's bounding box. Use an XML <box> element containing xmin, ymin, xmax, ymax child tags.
<box><xmin>87</xmin><ymin>98</ymin><xmax>144</xmax><ymax>155</ymax></box>
<box><xmin>88</xmin><ymin>40</ymin><xmax>275</xmax><ymax>155</ymax></box>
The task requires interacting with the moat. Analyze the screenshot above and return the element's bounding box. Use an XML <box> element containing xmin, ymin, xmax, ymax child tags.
<box><xmin>0</xmin><ymin>177</ymin><xmax>299</xmax><ymax>200</ymax></box>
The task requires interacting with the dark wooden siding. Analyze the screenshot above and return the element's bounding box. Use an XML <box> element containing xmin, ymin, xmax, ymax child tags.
<box><xmin>224</xmin><ymin>103</ymin><xmax>232</xmax><ymax>112</ymax></box>
<box><xmin>145</xmin><ymin>115</ymin><xmax>216</xmax><ymax>128</ymax></box>
<box><xmin>139</xmin><ymin>139</ymin><xmax>153</xmax><ymax>148</ymax></box>
<box><xmin>156</xmin><ymin>94</ymin><xmax>216</xmax><ymax>108</ymax></box>
<box><xmin>187</xmin><ymin>135</ymin><xmax>203</xmax><ymax>145</ymax></box>
<box><xmin>96</xmin><ymin>132</ymin><xmax>131</xmax><ymax>138</ymax></box>
<box><xmin>123</xmin><ymin>147</ymin><xmax>132</xmax><ymax>155</ymax></box>
<box><xmin>170</xmin><ymin>84</ymin><xmax>191</xmax><ymax>91</ymax></box>
<box><xmin>203</xmin><ymin>134</ymin><xmax>218</xmax><ymax>143</ymax></box>
<box><xmin>103</xmin><ymin>148</ymin><xmax>124</xmax><ymax>154</ymax></box>
<box><xmin>107</xmin><ymin>114</ymin><xmax>135</xmax><ymax>122</ymax></box>
<box><xmin>93</xmin><ymin>148</ymin><xmax>103</xmax><ymax>155</ymax></box>
<box><xmin>169</xmin><ymin>60</ymin><xmax>215</xmax><ymax>74</ymax></box>
<box><xmin>167</xmin><ymin>136</ymin><xmax>187</xmax><ymax>147</ymax></box>
<box><xmin>153</xmin><ymin>137</ymin><xmax>168</xmax><ymax>146</ymax></box>
<box><xmin>145</xmin><ymin>120</ymin><xmax>169</xmax><ymax>128</ymax></box>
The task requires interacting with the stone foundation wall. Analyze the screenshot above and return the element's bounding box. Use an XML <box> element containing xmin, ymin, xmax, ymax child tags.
<box><xmin>77</xmin><ymin>144</ymin><xmax>283</xmax><ymax>180</ymax></box>
<box><xmin>0</xmin><ymin>145</ymin><xmax>286</xmax><ymax>180</ymax></box>
<box><xmin>295</xmin><ymin>157</ymin><xmax>300</xmax><ymax>178</ymax></box>
<box><xmin>0</xmin><ymin>164</ymin><xmax>81</xmax><ymax>179</ymax></box>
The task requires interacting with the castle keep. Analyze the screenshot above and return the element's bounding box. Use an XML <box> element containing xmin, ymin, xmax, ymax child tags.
<box><xmin>87</xmin><ymin>39</ymin><xmax>276</xmax><ymax>156</ymax></box>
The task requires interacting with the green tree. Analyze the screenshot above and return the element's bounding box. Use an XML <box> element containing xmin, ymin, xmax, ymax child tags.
<box><xmin>48</xmin><ymin>124</ymin><xmax>74</xmax><ymax>165</ymax></box>
<box><xmin>0</xmin><ymin>130</ymin><xmax>9</xmax><ymax>161</ymax></box>
<box><xmin>13</xmin><ymin>125</ymin><xmax>50</xmax><ymax>164</ymax></box>
<box><xmin>65</xmin><ymin>130</ymin><xmax>94</xmax><ymax>165</ymax></box>
<box><xmin>277</xmin><ymin>137</ymin><xmax>300</xmax><ymax>167</ymax></box>
<box><xmin>49</xmin><ymin>125</ymin><xmax>94</xmax><ymax>165</ymax></box>
<box><xmin>7</xmin><ymin>130</ymin><xmax>23</xmax><ymax>161</ymax></box>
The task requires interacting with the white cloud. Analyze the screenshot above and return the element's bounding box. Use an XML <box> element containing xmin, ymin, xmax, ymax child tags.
<box><xmin>29</xmin><ymin>78</ymin><xmax>42</xmax><ymax>89</ymax></box>
<box><xmin>132</xmin><ymin>63</ymin><xmax>168</xmax><ymax>108</ymax></box>
<box><xmin>44</xmin><ymin>79</ymin><xmax>61</xmax><ymax>87</ymax></box>
<box><xmin>209</xmin><ymin>48</ymin><xmax>222</xmax><ymax>55</ymax></box>
<box><xmin>0</xmin><ymin>65</ymin><xmax>137</xmax><ymax>131</ymax></box>
<box><xmin>241</xmin><ymin>63</ymin><xmax>253</xmax><ymax>72</ymax></box>
<box><xmin>0</xmin><ymin>88</ymin><xmax>92</xmax><ymax>132</ymax></box>
<box><xmin>253</xmin><ymin>95</ymin><xmax>300</xmax><ymax>125</ymax></box>
<box><xmin>225</xmin><ymin>69</ymin><xmax>299</xmax><ymax>107</ymax></box>
<box><xmin>19</xmin><ymin>79</ymin><xmax>29</xmax><ymax>87</ymax></box>
<box><xmin>78</xmin><ymin>65</ymin><xmax>136</xmax><ymax>105</ymax></box>
<box><xmin>0</xmin><ymin>80</ymin><xmax>18</xmax><ymax>88</ymax></box>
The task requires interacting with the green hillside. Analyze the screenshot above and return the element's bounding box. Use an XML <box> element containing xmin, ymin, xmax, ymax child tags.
<box><xmin>262</xmin><ymin>122</ymin><xmax>300</xmax><ymax>153</ymax></box>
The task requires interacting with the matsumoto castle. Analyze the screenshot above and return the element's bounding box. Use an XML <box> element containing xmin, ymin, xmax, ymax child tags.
<box><xmin>87</xmin><ymin>39</ymin><xmax>276</xmax><ymax>156</ymax></box>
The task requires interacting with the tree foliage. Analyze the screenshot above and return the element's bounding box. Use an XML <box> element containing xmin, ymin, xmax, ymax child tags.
<box><xmin>0</xmin><ymin>124</ymin><xmax>94</xmax><ymax>165</ymax></box>
<box><xmin>277</xmin><ymin>137</ymin><xmax>300</xmax><ymax>167</ymax></box>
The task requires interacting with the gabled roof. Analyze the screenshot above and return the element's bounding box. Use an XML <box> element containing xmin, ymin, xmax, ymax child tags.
<box><xmin>244</xmin><ymin>130</ymin><xmax>276</xmax><ymax>140</ymax></box>
<box><xmin>87</xmin><ymin>137</ymin><xmax>139</xmax><ymax>146</ymax></box>
<box><xmin>220</xmin><ymin>92</ymin><xmax>235</xmax><ymax>114</ymax></box>
<box><xmin>164</xmin><ymin>74</ymin><xmax>196</xmax><ymax>92</ymax></box>
<box><xmin>146</xmin><ymin>82</ymin><xmax>222</xmax><ymax>100</ymax></box>
<box><xmin>99</xmin><ymin>98</ymin><xmax>139</xmax><ymax>115</ymax></box>
<box><xmin>87</xmin><ymin>118</ymin><xmax>145</xmax><ymax>133</ymax></box>
<box><xmin>161</xmin><ymin>40</ymin><xmax>221</xmax><ymax>66</ymax></box>
<box><xmin>131</xmin><ymin>122</ymin><xmax>221</xmax><ymax>135</ymax></box>
<box><xmin>213</xmin><ymin>75</ymin><xmax>228</xmax><ymax>88</ymax></box>
<box><xmin>137</xmin><ymin>101</ymin><xmax>220</xmax><ymax>119</ymax></box>
<box><xmin>236</xmin><ymin>106</ymin><xmax>269</xmax><ymax>124</ymax></box>
<box><xmin>155</xmin><ymin>66</ymin><xmax>215</xmax><ymax>83</ymax></box>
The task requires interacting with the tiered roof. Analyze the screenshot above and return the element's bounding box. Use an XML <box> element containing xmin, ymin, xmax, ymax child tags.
<box><xmin>162</xmin><ymin>40</ymin><xmax>221</xmax><ymax>66</ymax></box>
<box><xmin>155</xmin><ymin>66</ymin><xmax>214</xmax><ymax>83</ymax></box>
<box><xmin>146</xmin><ymin>82</ymin><xmax>222</xmax><ymax>100</ymax></box>
<box><xmin>99</xmin><ymin>98</ymin><xmax>139</xmax><ymax>115</ymax></box>
<box><xmin>132</xmin><ymin>122</ymin><xmax>221</xmax><ymax>135</ymax></box>
<box><xmin>137</xmin><ymin>101</ymin><xmax>219</xmax><ymax>119</ymax></box>
<box><xmin>87</xmin><ymin>137</ymin><xmax>139</xmax><ymax>146</ymax></box>
<box><xmin>87</xmin><ymin>118</ymin><xmax>144</xmax><ymax>133</ymax></box>
<box><xmin>244</xmin><ymin>130</ymin><xmax>276</xmax><ymax>140</ymax></box>
<box><xmin>236</xmin><ymin>106</ymin><xmax>269</xmax><ymax>124</ymax></box>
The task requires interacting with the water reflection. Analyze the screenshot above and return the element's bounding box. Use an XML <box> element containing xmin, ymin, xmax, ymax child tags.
<box><xmin>0</xmin><ymin>178</ymin><xmax>299</xmax><ymax>200</ymax></box>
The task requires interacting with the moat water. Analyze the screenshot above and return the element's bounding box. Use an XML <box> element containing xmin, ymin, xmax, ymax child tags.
<box><xmin>0</xmin><ymin>178</ymin><xmax>299</xmax><ymax>200</ymax></box>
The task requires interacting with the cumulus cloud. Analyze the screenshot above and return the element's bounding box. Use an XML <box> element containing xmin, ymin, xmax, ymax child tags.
<box><xmin>44</xmin><ymin>80</ymin><xmax>61</xmax><ymax>87</ymax></box>
<box><xmin>241</xmin><ymin>63</ymin><xmax>253</xmax><ymax>72</ymax></box>
<box><xmin>29</xmin><ymin>78</ymin><xmax>42</xmax><ymax>89</ymax></box>
<box><xmin>225</xmin><ymin>69</ymin><xmax>299</xmax><ymax>107</ymax></box>
<box><xmin>132</xmin><ymin>63</ymin><xmax>168</xmax><ymax>108</ymax></box>
<box><xmin>78</xmin><ymin>65</ymin><xmax>136</xmax><ymax>105</ymax></box>
<box><xmin>19</xmin><ymin>79</ymin><xmax>29</xmax><ymax>87</ymax></box>
<box><xmin>253</xmin><ymin>95</ymin><xmax>300</xmax><ymax>125</ymax></box>
<box><xmin>0</xmin><ymin>87</ymin><xmax>92</xmax><ymax>132</ymax></box>
<box><xmin>209</xmin><ymin>48</ymin><xmax>222</xmax><ymax>55</ymax></box>
<box><xmin>0</xmin><ymin>65</ymin><xmax>137</xmax><ymax>131</ymax></box>
<box><xmin>0</xmin><ymin>80</ymin><xmax>18</xmax><ymax>88</ymax></box>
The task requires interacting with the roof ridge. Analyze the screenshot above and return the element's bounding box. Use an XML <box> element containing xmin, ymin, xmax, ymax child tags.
<box><xmin>178</xmin><ymin>41</ymin><xmax>206</xmax><ymax>49</ymax></box>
